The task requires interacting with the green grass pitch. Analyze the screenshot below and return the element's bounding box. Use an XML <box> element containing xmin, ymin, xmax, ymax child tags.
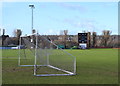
<box><xmin>2</xmin><ymin>49</ymin><xmax>118</xmax><ymax>84</ymax></box>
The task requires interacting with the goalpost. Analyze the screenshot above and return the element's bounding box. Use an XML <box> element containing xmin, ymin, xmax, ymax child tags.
<box><xmin>18</xmin><ymin>33</ymin><xmax>76</xmax><ymax>76</ymax></box>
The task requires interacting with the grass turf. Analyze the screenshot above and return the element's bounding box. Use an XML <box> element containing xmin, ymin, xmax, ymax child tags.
<box><xmin>2</xmin><ymin>49</ymin><xmax>118</xmax><ymax>84</ymax></box>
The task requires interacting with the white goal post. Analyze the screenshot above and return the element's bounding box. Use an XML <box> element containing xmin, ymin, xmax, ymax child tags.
<box><xmin>18</xmin><ymin>33</ymin><xmax>76</xmax><ymax>76</ymax></box>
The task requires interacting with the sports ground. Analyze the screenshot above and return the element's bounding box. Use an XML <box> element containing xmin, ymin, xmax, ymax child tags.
<box><xmin>2</xmin><ymin>49</ymin><xmax>118</xmax><ymax>84</ymax></box>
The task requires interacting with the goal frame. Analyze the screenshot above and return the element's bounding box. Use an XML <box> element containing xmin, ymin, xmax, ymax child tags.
<box><xmin>18</xmin><ymin>34</ymin><xmax>76</xmax><ymax>76</ymax></box>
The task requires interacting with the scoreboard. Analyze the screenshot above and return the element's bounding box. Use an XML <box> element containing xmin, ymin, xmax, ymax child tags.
<box><xmin>78</xmin><ymin>33</ymin><xmax>88</xmax><ymax>43</ymax></box>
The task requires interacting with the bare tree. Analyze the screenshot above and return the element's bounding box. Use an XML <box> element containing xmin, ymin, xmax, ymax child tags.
<box><xmin>102</xmin><ymin>30</ymin><xmax>112</xmax><ymax>47</ymax></box>
<box><xmin>63</xmin><ymin>30</ymin><xmax>68</xmax><ymax>48</ymax></box>
<box><xmin>87</xmin><ymin>32</ymin><xmax>91</xmax><ymax>48</ymax></box>
<box><xmin>3</xmin><ymin>29</ymin><xmax>5</xmax><ymax>35</ymax></box>
<box><xmin>92</xmin><ymin>32</ymin><xmax>97</xmax><ymax>47</ymax></box>
<box><xmin>13</xmin><ymin>29</ymin><xmax>22</xmax><ymax>45</ymax></box>
<box><xmin>2</xmin><ymin>29</ymin><xmax>5</xmax><ymax>45</ymax></box>
<box><xmin>14</xmin><ymin>29</ymin><xmax>22</xmax><ymax>38</ymax></box>
<box><xmin>59</xmin><ymin>30</ymin><xmax>68</xmax><ymax>48</ymax></box>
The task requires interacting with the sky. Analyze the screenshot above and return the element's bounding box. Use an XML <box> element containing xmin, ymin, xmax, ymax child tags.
<box><xmin>1</xmin><ymin>2</ymin><xmax>118</xmax><ymax>36</ymax></box>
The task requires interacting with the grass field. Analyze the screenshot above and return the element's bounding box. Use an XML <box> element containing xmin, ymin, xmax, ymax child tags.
<box><xmin>2</xmin><ymin>49</ymin><xmax>118</xmax><ymax>84</ymax></box>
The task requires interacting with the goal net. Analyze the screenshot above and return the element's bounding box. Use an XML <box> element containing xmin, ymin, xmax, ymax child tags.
<box><xmin>18</xmin><ymin>36</ymin><xmax>36</xmax><ymax>66</ymax></box>
<box><xmin>18</xmin><ymin>34</ymin><xmax>76</xmax><ymax>76</ymax></box>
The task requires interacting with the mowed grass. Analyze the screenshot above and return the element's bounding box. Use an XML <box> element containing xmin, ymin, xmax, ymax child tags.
<box><xmin>2</xmin><ymin>49</ymin><xmax>118</xmax><ymax>84</ymax></box>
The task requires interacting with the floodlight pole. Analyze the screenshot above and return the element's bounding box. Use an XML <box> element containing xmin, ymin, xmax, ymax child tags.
<box><xmin>29</xmin><ymin>5</ymin><xmax>35</xmax><ymax>34</ymax></box>
<box><xmin>32</xmin><ymin>8</ymin><xmax>33</xmax><ymax>32</ymax></box>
